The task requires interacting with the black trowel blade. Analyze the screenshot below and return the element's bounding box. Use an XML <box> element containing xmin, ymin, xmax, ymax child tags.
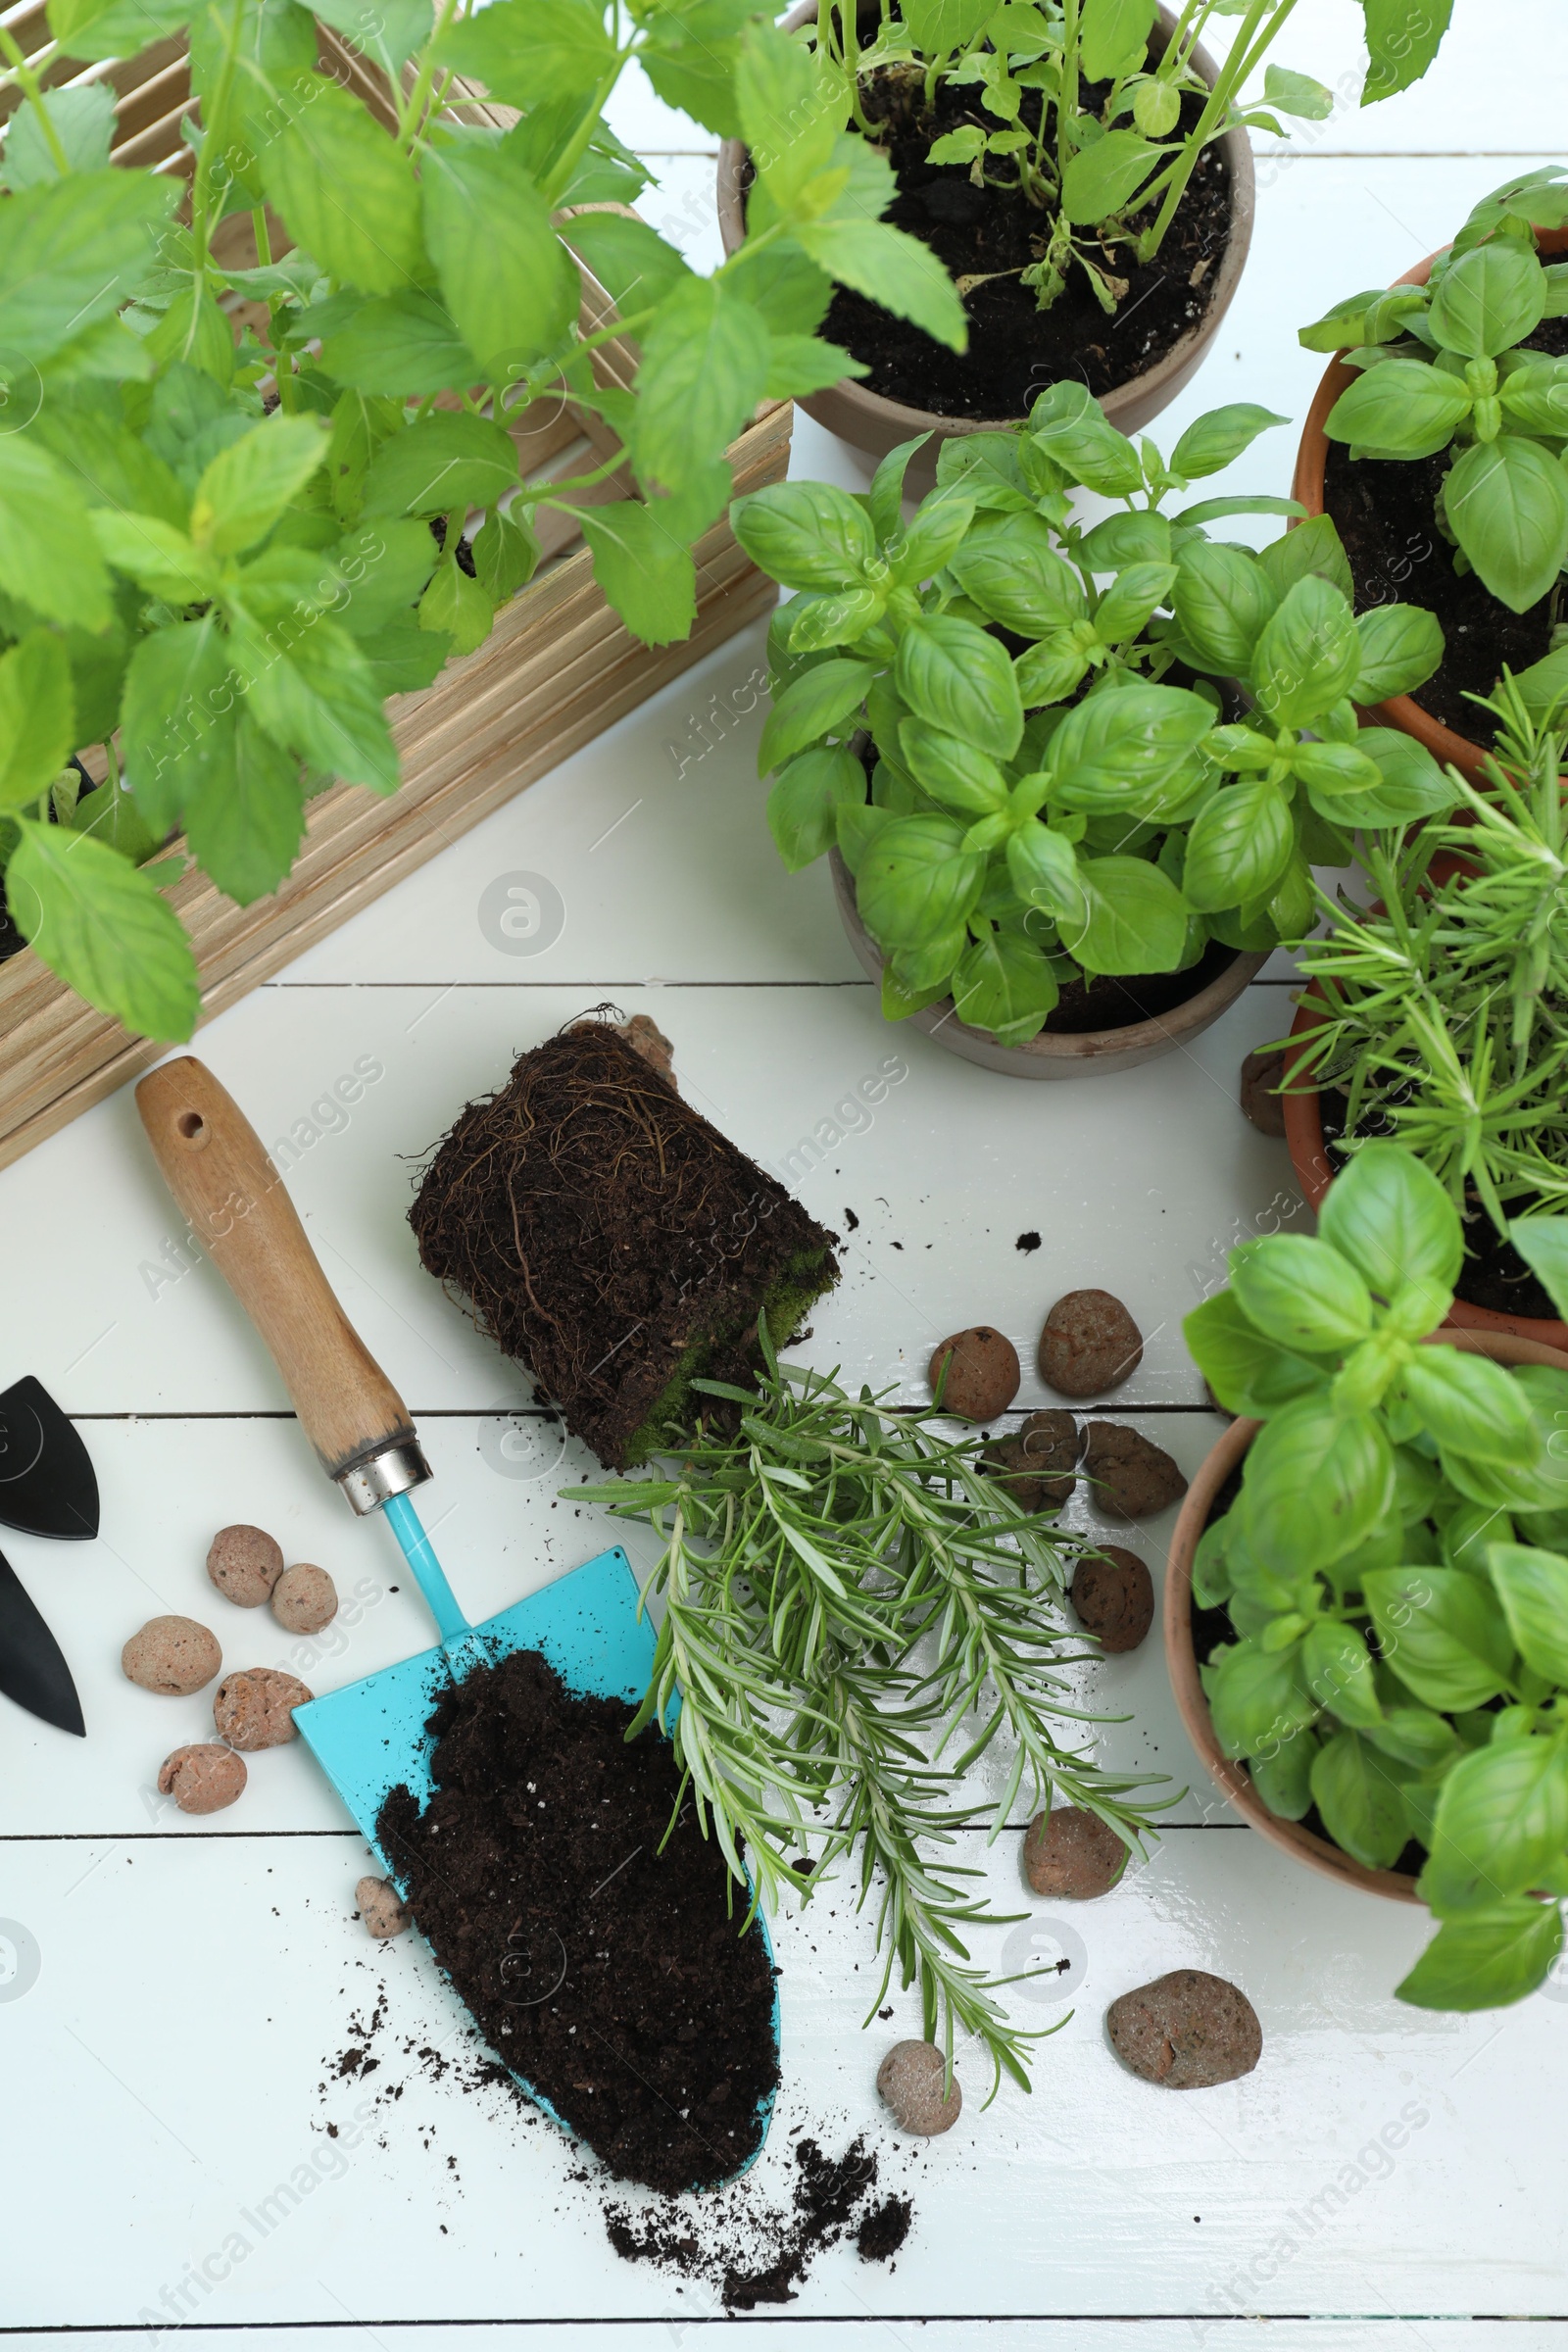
<box><xmin>0</xmin><ymin>1544</ymin><xmax>84</xmax><ymax>1736</ymax></box>
<box><xmin>0</xmin><ymin>1376</ymin><xmax>100</xmax><ymax>1541</ymax></box>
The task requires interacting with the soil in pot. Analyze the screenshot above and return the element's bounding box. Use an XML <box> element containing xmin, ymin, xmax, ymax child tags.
<box><xmin>1322</xmin><ymin>318</ymin><xmax>1568</xmax><ymax>748</ymax></box>
<box><xmin>376</xmin><ymin>1644</ymin><xmax>780</xmax><ymax>2196</ymax></box>
<box><xmin>811</xmin><ymin>67</ymin><xmax>1233</xmax><ymax>418</ymax></box>
<box><xmin>1191</xmin><ymin>1466</ymin><xmax>1424</xmax><ymax>1879</ymax></box>
<box><xmin>1042</xmin><ymin>939</ymin><xmax>1242</xmax><ymax>1031</ymax></box>
<box><xmin>1317</xmin><ymin>1085</ymin><xmax>1558</xmax><ymax>1323</ymax></box>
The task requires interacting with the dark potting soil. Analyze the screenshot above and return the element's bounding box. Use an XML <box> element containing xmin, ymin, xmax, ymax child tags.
<box><xmin>607</xmin><ymin>2133</ymin><xmax>913</xmax><ymax>2309</ymax></box>
<box><xmin>409</xmin><ymin>1015</ymin><xmax>838</xmax><ymax>1469</ymax></box>
<box><xmin>375</xmin><ymin>1645</ymin><xmax>780</xmax><ymax>2196</ymax></box>
<box><xmin>817</xmin><ymin>67</ymin><xmax>1233</xmax><ymax>419</ymax></box>
<box><xmin>1317</xmin><ymin>1084</ymin><xmax>1558</xmax><ymax>1322</ymax></box>
<box><xmin>1323</xmin><ymin>318</ymin><xmax>1568</xmax><ymax>747</ymax></box>
<box><xmin>1043</xmin><ymin>938</ymin><xmax>1242</xmax><ymax>1032</ymax></box>
<box><xmin>1194</xmin><ymin>1469</ymin><xmax>1425</xmax><ymax>1878</ymax></box>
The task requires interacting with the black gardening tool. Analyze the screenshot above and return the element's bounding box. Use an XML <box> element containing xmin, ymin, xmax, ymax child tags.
<box><xmin>0</xmin><ymin>1544</ymin><xmax>84</xmax><ymax>1736</ymax></box>
<box><xmin>0</xmin><ymin>1375</ymin><xmax>99</xmax><ymax>1541</ymax></box>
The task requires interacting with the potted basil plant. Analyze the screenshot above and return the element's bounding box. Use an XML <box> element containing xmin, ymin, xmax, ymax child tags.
<box><xmin>719</xmin><ymin>0</ymin><xmax>1451</xmax><ymax>473</ymax></box>
<box><xmin>1172</xmin><ymin>1141</ymin><xmax>1568</xmax><ymax>2013</ymax></box>
<box><xmin>732</xmin><ymin>388</ymin><xmax>1450</xmax><ymax>1076</ymax></box>
<box><xmin>1293</xmin><ymin>166</ymin><xmax>1568</xmax><ymax>781</ymax></box>
<box><xmin>0</xmin><ymin>0</ymin><xmax>936</xmax><ymax>1044</ymax></box>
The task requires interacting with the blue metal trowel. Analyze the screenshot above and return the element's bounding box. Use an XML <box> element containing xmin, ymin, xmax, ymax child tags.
<box><xmin>135</xmin><ymin>1054</ymin><xmax>777</xmax><ymax>2182</ymax></box>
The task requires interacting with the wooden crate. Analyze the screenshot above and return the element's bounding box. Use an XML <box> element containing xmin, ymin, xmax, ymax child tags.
<box><xmin>0</xmin><ymin>17</ymin><xmax>789</xmax><ymax>1172</ymax></box>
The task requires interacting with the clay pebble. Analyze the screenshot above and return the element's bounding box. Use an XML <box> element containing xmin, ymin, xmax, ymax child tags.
<box><xmin>929</xmin><ymin>1327</ymin><xmax>1020</xmax><ymax>1423</ymax></box>
<box><xmin>356</xmin><ymin>1875</ymin><xmax>410</xmax><ymax>1939</ymax></box>
<box><xmin>984</xmin><ymin>1409</ymin><xmax>1080</xmax><ymax>1509</ymax></box>
<box><xmin>876</xmin><ymin>2039</ymin><xmax>962</xmax><ymax>2135</ymax></box>
<box><xmin>1239</xmin><ymin>1047</ymin><xmax>1289</xmax><ymax>1137</ymax></box>
<box><xmin>1070</xmin><ymin>1544</ymin><xmax>1155</xmax><ymax>1652</ymax></box>
<box><xmin>1023</xmin><ymin>1805</ymin><xmax>1129</xmax><ymax>1898</ymax></box>
<box><xmin>1106</xmin><ymin>1969</ymin><xmax>1262</xmax><ymax>2089</ymax></box>
<box><xmin>271</xmin><ymin>1563</ymin><xmax>338</xmax><ymax>1635</ymax></box>
<box><xmin>158</xmin><ymin>1743</ymin><xmax>247</xmax><ymax>1815</ymax></box>
<box><xmin>213</xmin><ymin>1666</ymin><xmax>314</xmax><ymax>1749</ymax></box>
<box><xmin>122</xmin><ymin>1614</ymin><xmax>221</xmax><ymax>1695</ymax></box>
<box><xmin>1038</xmin><ymin>1291</ymin><xmax>1144</xmax><ymax>1397</ymax></box>
<box><xmin>1083</xmin><ymin>1422</ymin><xmax>1187</xmax><ymax>1520</ymax></box>
<box><xmin>207</xmin><ymin>1523</ymin><xmax>284</xmax><ymax>1608</ymax></box>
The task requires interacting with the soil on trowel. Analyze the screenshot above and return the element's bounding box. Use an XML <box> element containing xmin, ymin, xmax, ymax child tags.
<box><xmin>376</xmin><ymin>1645</ymin><xmax>780</xmax><ymax>2195</ymax></box>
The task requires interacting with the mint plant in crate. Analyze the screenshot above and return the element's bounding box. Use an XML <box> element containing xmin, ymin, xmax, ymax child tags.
<box><xmin>732</xmin><ymin>388</ymin><xmax>1454</xmax><ymax>1072</ymax></box>
<box><xmin>0</xmin><ymin>0</ymin><xmax>946</xmax><ymax>1044</ymax></box>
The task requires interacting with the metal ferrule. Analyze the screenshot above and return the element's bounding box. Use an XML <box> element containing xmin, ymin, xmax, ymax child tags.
<box><xmin>335</xmin><ymin>1438</ymin><xmax>432</xmax><ymax>1517</ymax></box>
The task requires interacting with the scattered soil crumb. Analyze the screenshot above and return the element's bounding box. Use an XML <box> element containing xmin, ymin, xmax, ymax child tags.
<box><xmin>1016</xmin><ymin>1231</ymin><xmax>1041</xmax><ymax>1252</ymax></box>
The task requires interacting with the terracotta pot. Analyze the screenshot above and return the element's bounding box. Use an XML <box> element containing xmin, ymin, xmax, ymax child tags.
<box><xmin>1164</xmin><ymin>1325</ymin><xmax>1568</xmax><ymax>1903</ymax></box>
<box><xmin>831</xmin><ymin>846</ymin><xmax>1267</xmax><ymax>1077</ymax></box>
<box><xmin>717</xmin><ymin>3</ymin><xmax>1255</xmax><ymax>485</ymax></box>
<box><xmin>1280</xmin><ymin>991</ymin><xmax>1568</xmax><ymax>1352</ymax></box>
<box><xmin>1291</xmin><ymin>224</ymin><xmax>1568</xmax><ymax>787</ymax></box>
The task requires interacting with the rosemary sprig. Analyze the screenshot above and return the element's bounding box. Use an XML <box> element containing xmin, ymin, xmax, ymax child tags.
<box><xmin>573</xmin><ymin>1329</ymin><xmax>1172</xmax><ymax>2095</ymax></box>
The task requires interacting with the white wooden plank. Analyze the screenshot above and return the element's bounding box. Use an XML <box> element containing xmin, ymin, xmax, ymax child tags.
<box><xmin>0</xmin><ymin>1405</ymin><xmax>1228</xmax><ymax>1834</ymax></box>
<box><xmin>8</xmin><ymin>2332</ymin><xmax>1567</xmax><ymax>2352</ymax></box>
<box><xmin>1</xmin><ymin>1828</ymin><xmax>1562</xmax><ymax>2326</ymax></box>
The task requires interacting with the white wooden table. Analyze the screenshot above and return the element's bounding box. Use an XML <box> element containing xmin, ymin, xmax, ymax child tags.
<box><xmin>5</xmin><ymin>7</ymin><xmax>1567</xmax><ymax>2341</ymax></box>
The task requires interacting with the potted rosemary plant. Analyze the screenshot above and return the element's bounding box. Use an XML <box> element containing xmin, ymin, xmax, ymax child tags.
<box><xmin>732</xmin><ymin>393</ymin><xmax>1451</xmax><ymax>1074</ymax></box>
<box><xmin>1172</xmin><ymin>1141</ymin><xmax>1568</xmax><ymax>2013</ymax></box>
<box><xmin>718</xmin><ymin>0</ymin><xmax>1452</xmax><ymax>474</ymax></box>
<box><xmin>1279</xmin><ymin>682</ymin><xmax>1568</xmax><ymax>1351</ymax></box>
<box><xmin>0</xmin><ymin>0</ymin><xmax>937</xmax><ymax>1049</ymax></box>
<box><xmin>1293</xmin><ymin>167</ymin><xmax>1568</xmax><ymax>782</ymax></box>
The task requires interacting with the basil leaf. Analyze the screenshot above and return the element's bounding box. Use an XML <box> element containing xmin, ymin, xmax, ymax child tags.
<box><xmin>1230</xmin><ymin>1233</ymin><xmax>1374</xmax><ymax>1352</ymax></box>
<box><xmin>1192</xmin><ymin>1516</ymin><xmax>1234</xmax><ymax>1609</ymax></box>
<box><xmin>1352</xmin><ymin>602</ymin><xmax>1444</xmax><ymax>702</ymax></box>
<box><xmin>1362</xmin><ymin>1566</ymin><xmax>1516</xmax><ymax>1710</ymax></box>
<box><xmin>757</xmin><ymin>657</ymin><xmax>873</xmax><ymax>772</ymax></box>
<box><xmin>1181</xmin><ymin>777</ymin><xmax>1294</xmax><ymax>911</ymax></box>
<box><xmin>856</xmin><ymin>812</ymin><xmax>984</xmax><ymax>948</ymax></box>
<box><xmin>1029</xmin><ymin>382</ymin><xmax>1144</xmax><ymax>497</ymax></box>
<box><xmin>1428</xmin><ymin>239</ymin><xmax>1546</xmax><ymax>359</ymax></box>
<box><xmin>1486</xmin><ymin>1544</ymin><xmax>1568</xmax><ymax>1686</ymax></box>
<box><xmin>8</xmin><ymin>815</ymin><xmax>199</xmax><ymax>1039</ymax></box>
<box><xmin>1013</xmin><ymin>634</ymin><xmax>1092</xmax><ymax>708</ymax></box>
<box><xmin>1169</xmin><ymin>403</ymin><xmax>1288</xmax><ymax>480</ymax></box>
<box><xmin>1308</xmin><ymin>725</ymin><xmax>1459</xmax><ymax>829</ymax></box>
<box><xmin>1244</xmin><ymin>1395</ymin><xmax>1395</xmax><ymax>1574</ymax></box>
<box><xmin>0</xmin><ymin>630</ymin><xmax>74</xmax><ymax>813</ymax></box>
<box><xmin>1201</xmin><ymin>1637</ymin><xmax>1318</xmax><ymax>1761</ymax></box>
<box><xmin>945</xmin><ymin>512</ymin><xmax>1085</xmax><ymax>634</ymax></box>
<box><xmin>1093</xmin><ymin>561</ymin><xmax>1177</xmax><ymax>646</ymax></box>
<box><xmin>1419</xmin><ymin>1736</ymin><xmax>1568</xmax><ymax>1915</ymax></box>
<box><xmin>1318</xmin><ymin>1139</ymin><xmax>1463</xmax><ymax>1298</ymax></box>
<box><xmin>1171</xmin><ymin>541</ymin><xmax>1277</xmax><ymax>671</ymax></box>
<box><xmin>1365</xmin><ymin>1704</ymin><xmax>1461</xmax><ymax>1769</ymax></box>
<box><xmin>898</xmin><ymin>721</ymin><xmax>1008</xmax><ymax>815</ymax></box>
<box><xmin>1250</xmin><ymin>1727</ymin><xmax>1316</xmax><ymax>1820</ymax></box>
<box><xmin>1496</xmin><ymin>356</ymin><xmax>1568</xmax><ymax>436</ymax></box>
<box><xmin>764</xmin><ymin>745</ymin><xmax>866</xmax><ymax>872</ymax></box>
<box><xmin>1182</xmin><ymin>1290</ymin><xmax>1331</xmax><ymax>1417</ymax></box>
<box><xmin>1444</xmin><ymin>436</ymin><xmax>1568</xmax><ymax>615</ymax></box>
<box><xmin>1396</xmin><ymin>1898</ymin><xmax>1562</xmax><ymax>2011</ymax></box>
<box><xmin>1060</xmin><ymin>129</ymin><xmax>1164</xmax><ymax>228</ymax></box>
<box><xmin>951</xmin><ymin>926</ymin><xmax>1059</xmax><ymax>1044</ymax></box>
<box><xmin>897</xmin><ymin>614</ymin><xmax>1023</xmax><ymax>760</ymax></box>
<box><xmin>1325</xmin><ymin>357</ymin><xmax>1472</xmax><ymax>459</ymax></box>
<box><xmin>1310</xmin><ymin>1727</ymin><xmax>1408</xmax><ymax>1866</ymax></box>
<box><xmin>1258</xmin><ymin>511</ymin><xmax>1355</xmax><ymax>603</ymax></box>
<box><xmin>1509</xmin><ymin>1215</ymin><xmax>1568</xmax><ymax>1323</ymax></box>
<box><xmin>1048</xmin><ymin>678</ymin><xmax>1215</xmax><ymax>809</ymax></box>
<box><xmin>732</xmin><ymin>482</ymin><xmax>878</xmax><ymax>591</ymax></box>
<box><xmin>1078</xmin><ymin>511</ymin><xmax>1171</xmax><ymax>568</ymax></box>
<box><xmin>1251</xmin><ymin>574</ymin><xmax>1361</xmax><ymax>728</ymax></box>
<box><xmin>1005</xmin><ymin>820</ymin><xmax>1086</xmax><ymax>926</ymax></box>
<box><xmin>1396</xmin><ymin>1347</ymin><xmax>1539</xmax><ymax>1466</ymax></box>
<box><xmin>1057</xmin><ymin>853</ymin><xmax>1188</xmax><ymax>974</ymax></box>
<box><xmin>1302</xmin><ymin>1619</ymin><xmax>1383</xmax><ymax>1729</ymax></box>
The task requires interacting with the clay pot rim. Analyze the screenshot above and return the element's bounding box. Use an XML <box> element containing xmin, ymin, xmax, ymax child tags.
<box><xmin>715</xmin><ymin>0</ymin><xmax>1255</xmax><ymax>445</ymax></box>
<box><xmin>1280</xmin><ymin>988</ymin><xmax>1568</xmax><ymax>1353</ymax></box>
<box><xmin>1291</xmin><ymin>222</ymin><xmax>1568</xmax><ymax>787</ymax></box>
<box><xmin>1164</xmin><ymin>1323</ymin><xmax>1568</xmax><ymax>1905</ymax></box>
<box><xmin>829</xmin><ymin>844</ymin><xmax>1269</xmax><ymax>1072</ymax></box>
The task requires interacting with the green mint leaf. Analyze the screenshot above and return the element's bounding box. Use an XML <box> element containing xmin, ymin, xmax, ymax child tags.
<box><xmin>190</xmin><ymin>415</ymin><xmax>326</xmax><ymax>558</ymax></box>
<box><xmin>577</xmin><ymin>499</ymin><xmax>697</xmax><ymax>647</ymax></box>
<box><xmin>1</xmin><ymin>83</ymin><xmax>115</xmax><ymax>188</ymax></box>
<box><xmin>423</xmin><ymin>136</ymin><xmax>579</xmax><ymax>378</ymax></box>
<box><xmin>259</xmin><ymin>77</ymin><xmax>423</xmax><ymax>296</ymax></box>
<box><xmin>0</xmin><ymin>430</ymin><xmax>114</xmax><ymax>630</ymax></box>
<box><xmin>90</xmin><ymin>512</ymin><xmax>222</xmax><ymax>605</ymax></box>
<box><xmin>318</xmin><ymin>293</ymin><xmax>480</xmax><ymax>397</ymax></box>
<box><xmin>45</xmin><ymin>0</ymin><xmax>191</xmax><ymax>61</ymax></box>
<box><xmin>360</xmin><ymin>411</ymin><xmax>519</xmax><ymax>517</ymax></box>
<box><xmin>631</xmin><ymin>276</ymin><xmax>769</xmax><ymax>495</ymax></box>
<box><xmin>793</xmin><ymin>219</ymin><xmax>968</xmax><ymax>355</ymax></box>
<box><xmin>434</xmin><ymin>0</ymin><xmax>616</xmax><ymax>109</ymax></box>
<box><xmin>8</xmin><ymin>814</ymin><xmax>199</xmax><ymax>1039</ymax></box>
<box><xmin>182</xmin><ymin>714</ymin><xmax>305</xmax><ymax>906</ymax></box>
<box><xmin>1358</xmin><ymin>0</ymin><xmax>1453</xmax><ymax>103</ymax></box>
<box><xmin>0</xmin><ymin>171</ymin><xmax>175</xmax><ymax>361</ymax></box>
<box><xmin>0</xmin><ymin>630</ymin><xmax>74</xmax><ymax>813</ymax></box>
<box><xmin>417</xmin><ymin>555</ymin><xmax>494</xmax><ymax>656</ymax></box>
<box><xmin>120</xmin><ymin>616</ymin><xmax>233</xmax><ymax>836</ymax></box>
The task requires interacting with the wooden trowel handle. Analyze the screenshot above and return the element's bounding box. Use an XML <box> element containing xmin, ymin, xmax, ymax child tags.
<box><xmin>135</xmin><ymin>1056</ymin><xmax>430</xmax><ymax>1511</ymax></box>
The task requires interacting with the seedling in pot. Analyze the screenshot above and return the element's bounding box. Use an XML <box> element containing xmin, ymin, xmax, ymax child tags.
<box><xmin>733</xmin><ymin>388</ymin><xmax>1448</xmax><ymax>1044</ymax></box>
<box><xmin>808</xmin><ymin>0</ymin><xmax>1450</xmax><ymax>316</ymax></box>
<box><xmin>1185</xmin><ymin>1141</ymin><xmax>1568</xmax><ymax>2013</ymax></box>
<box><xmin>1303</xmin><ymin>167</ymin><xmax>1568</xmax><ymax>616</ymax></box>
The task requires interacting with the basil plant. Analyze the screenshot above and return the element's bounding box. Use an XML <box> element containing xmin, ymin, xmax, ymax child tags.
<box><xmin>1187</xmin><ymin>1142</ymin><xmax>1568</xmax><ymax>2014</ymax></box>
<box><xmin>1303</xmin><ymin>167</ymin><xmax>1568</xmax><ymax>614</ymax></box>
<box><xmin>0</xmin><ymin>2</ymin><xmax>955</xmax><ymax>1044</ymax></box>
<box><xmin>732</xmin><ymin>387</ymin><xmax>1449</xmax><ymax>1046</ymax></box>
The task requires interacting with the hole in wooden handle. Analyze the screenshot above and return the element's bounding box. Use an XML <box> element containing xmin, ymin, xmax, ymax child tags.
<box><xmin>176</xmin><ymin>1110</ymin><xmax>209</xmax><ymax>1148</ymax></box>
